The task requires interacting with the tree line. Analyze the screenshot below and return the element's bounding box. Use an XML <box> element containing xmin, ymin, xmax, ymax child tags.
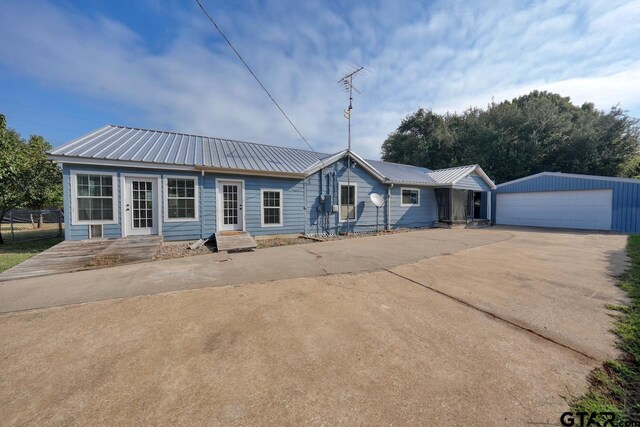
<box><xmin>381</xmin><ymin>91</ymin><xmax>640</xmax><ymax>183</ymax></box>
<box><xmin>0</xmin><ymin>114</ymin><xmax>62</xmax><ymax>244</ymax></box>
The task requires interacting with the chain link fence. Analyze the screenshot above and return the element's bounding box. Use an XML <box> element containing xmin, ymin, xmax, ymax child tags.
<box><xmin>1</xmin><ymin>209</ymin><xmax>64</xmax><ymax>243</ymax></box>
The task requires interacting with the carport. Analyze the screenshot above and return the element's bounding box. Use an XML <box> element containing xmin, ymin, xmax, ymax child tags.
<box><xmin>491</xmin><ymin>172</ymin><xmax>640</xmax><ymax>233</ymax></box>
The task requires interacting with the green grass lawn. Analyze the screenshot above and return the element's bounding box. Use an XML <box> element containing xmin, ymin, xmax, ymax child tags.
<box><xmin>571</xmin><ymin>235</ymin><xmax>640</xmax><ymax>422</ymax></box>
<box><xmin>0</xmin><ymin>238</ymin><xmax>63</xmax><ymax>273</ymax></box>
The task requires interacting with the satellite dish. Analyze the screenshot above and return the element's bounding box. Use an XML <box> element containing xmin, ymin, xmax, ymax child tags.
<box><xmin>370</xmin><ymin>192</ymin><xmax>385</xmax><ymax>207</ymax></box>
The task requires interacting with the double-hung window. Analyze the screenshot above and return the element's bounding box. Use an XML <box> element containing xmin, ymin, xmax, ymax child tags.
<box><xmin>401</xmin><ymin>188</ymin><xmax>420</xmax><ymax>206</ymax></box>
<box><xmin>166</xmin><ymin>178</ymin><xmax>197</xmax><ymax>220</ymax></box>
<box><xmin>339</xmin><ymin>183</ymin><xmax>356</xmax><ymax>221</ymax></box>
<box><xmin>261</xmin><ymin>189</ymin><xmax>283</xmax><ymax>226</ymax></box>
<box><xmin>74</xmin><ymin>173</ymin><xmax>116</xmax><ymax>223</ymax></box>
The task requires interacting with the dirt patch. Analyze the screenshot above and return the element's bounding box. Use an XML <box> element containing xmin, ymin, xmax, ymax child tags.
<box><xmin>85</xmin><ymin>255</ymin><xmax>122</xmax><ymax>268</ymax></box>
<box><xmin>153</xmin><ymin>241</ymin><xmax>215</xmax><ymax>261</ymax></box>
<box><xmin>255</xmin><ymin>228</ymin><xmax>432</xmax><ymax>249</ymax></box>
<box><xmin>256</xmin><ymin>236</ymin><xmax>314</xmax><ymax>249</ymax></box>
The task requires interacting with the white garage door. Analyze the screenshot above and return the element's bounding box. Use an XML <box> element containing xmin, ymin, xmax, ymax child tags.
<box><xmin>496</xmin><ymin>189</ymin><xmax>613</xmax><ymax>230</ymax></box>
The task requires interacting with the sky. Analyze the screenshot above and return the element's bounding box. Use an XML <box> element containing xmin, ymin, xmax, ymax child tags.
<box><xmin>1</xmin><ymin>0</ymin><xmax>639</xmax><ymax>160</ymax></box>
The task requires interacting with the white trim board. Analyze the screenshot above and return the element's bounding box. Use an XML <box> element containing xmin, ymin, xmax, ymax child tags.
<box><xmin>338</xmin><ymin>181</ymin><xmax>358</xmax><ymax>223</ymax></box>
<box><xmin>215</xmin><ymin>178</ymin><xmax>246</xmax><ymax>232</ymax></box>
<box><xmin>400</xmin><ymin>187</ymin><xmax>421</xmax><ymax>207</ymax></box>
<box><xmin>260</xmin><ymin>189</ymin><xmax>284</xmax><ymax>227</ymax></box>
<box><xmin>51</xmin><ymin>156</ymin><xmax>195</xmax><ymax>172</ymax></box>
<box><xmin>163</xmin><ymin>175</ymin><xmax>200</xmax><ymax>223</ymax></box>
<box><xmin>69</xmin><ymin>170</ymin><xmax>119</xmax><ymax>226</ymax></box>
<box><xmin>119</xmin><ymin>173</ymin><xmax>162</xmax><ymax>237</ymax></box>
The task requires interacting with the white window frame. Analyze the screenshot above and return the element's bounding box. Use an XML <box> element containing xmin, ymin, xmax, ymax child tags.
<box><xmin>163</xmin><ymin>175</ymin><xmax>199</xmax><ymax>222</ymax></box>
<box><xmin>400</xmin><ymin>187</ymin><xmax>420</xmax><ymax>207</ymax></box>
<box><xmin>260</xmin><ymin>189</ymin><xmax>284</xmax><ymax>227</ymax></box>
<box><xmin>70</xmin><ymin>170</ymin><xmax>119</xmax><ymax>225</ymax></box>
<box><xmin>338</xmin><ymin>182</ymin><xmax>357</xmax><ymax>222</ymax></box>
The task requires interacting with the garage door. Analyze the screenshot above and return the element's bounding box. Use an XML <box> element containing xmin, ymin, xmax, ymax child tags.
<box><xmin>496</xmin><ymin>189</ymin><xmax>613</xmax><ymax>230</ymax></box>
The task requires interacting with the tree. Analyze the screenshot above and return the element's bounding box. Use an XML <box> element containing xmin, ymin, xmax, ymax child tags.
<box><xmin>381</xmin><ymin>91</ymin><xmax>640</xmax><ymax>183</ymax></box>
<box><xmin>0</xmin><ymin>115</ymin><xmax>61</xmax><ymax>243</ymax></box>
<box><xmin>23</xmin><ymin>135</ymin><xmax>62</xmax><ymax>228</ymax></box>
<box><xmin>381</xmin><ymin>109</ymin><xmax>457</xmax><ymax>170</ymax></box>
<box><xmin>0</xmin><ymin>115</ymin><xmax>29</xmax><ymax>244</ymax></box>
<box><xmin>620</xmin><ymin>155</ymin><xmax>640</xmax><ymax>179</ymax></box>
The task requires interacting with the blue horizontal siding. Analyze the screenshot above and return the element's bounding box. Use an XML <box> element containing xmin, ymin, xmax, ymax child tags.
<box><xmin>214</xmin><ymin>174</ymin><xmax>306</xmax><ymax>236</ymax></box>
<box><xmin>307</xmin><ymin>158</ymin><xmax>391</xmax><ymax>234</ymax></box>
<box><xmin>63</xmin><ymin>164</ymin><xmax>203</xmax><ymax>241</ymax></box>
<box><xmin>63</xmin><ymin>157</ymin><xmax>473</xmax><ymax>240</ymax></box>
<box><xmin>453</xmin><ymin>174</ymin><xmax>491</xmax><ymax>191</ymax></box>
<box><xmin>493</xmin><ymin>174</ymin><xmax>640</xmax><ymax>233</ymax></box>
<box><xmin>390</xmin><ymin>187</ymin><xmax>437</xmax><ymax>228</ymax></box>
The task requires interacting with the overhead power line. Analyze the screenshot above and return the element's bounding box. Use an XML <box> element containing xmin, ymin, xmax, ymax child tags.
<box><xmin>5</xmin><ymin>115</ymin><xmax>78</xmax><ymax>134</ymax></box>
<box><xmin>0</xmin><ymin>97</ymin><xmax>105</xmax><ymax>125</ymax></box>
<box><xmin>193</xmin><ymin>0</ymin><xmax>320</xmax><ymax>157</ymax></box>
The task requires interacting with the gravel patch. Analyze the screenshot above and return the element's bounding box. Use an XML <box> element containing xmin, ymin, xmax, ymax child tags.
<box><xmin>256</xmin><ymin>237</ymin><xmax>313</xmax><ymax>249</ymax></box>
<box><xmin>153</xmin><ymin>241</ymin><xmax>215</xmax><ymax>261</ymax></box>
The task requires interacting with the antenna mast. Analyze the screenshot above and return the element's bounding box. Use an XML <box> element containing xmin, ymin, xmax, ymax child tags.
<box><xmin>338</xmin><ymin>65</ymin><xmax>367</xmax><ymax>234</ymax></box>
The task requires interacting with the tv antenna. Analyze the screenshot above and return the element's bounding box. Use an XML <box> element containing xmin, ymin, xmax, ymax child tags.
<box><xmin>338</xmin><ymin>65</ymin><xmax>368</xmax><ymax>151</ymax></box>
<box><xmin>338</xmin><ymin>65</ymin><xmax>369</xmax><ymax>234</ymax></box>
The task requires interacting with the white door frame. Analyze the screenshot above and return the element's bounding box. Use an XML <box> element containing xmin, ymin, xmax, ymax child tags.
<box><xmin>120</xmin><ymin>174</ymin><xmax>162</xmax><ymax>237</ymax></box>
<box><xmin>216</xmin><ymin>178</ymin><xmax>245</xmax><ymax>232</ymax></box>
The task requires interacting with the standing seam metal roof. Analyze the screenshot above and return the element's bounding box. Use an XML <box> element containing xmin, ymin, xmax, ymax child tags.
<box><xmin>50</xmin><ymin>125</ymin><xmax>328</xmax><ymax>173</ymax></box>
<box><xmin>425</xmin><ymin>165</ymin><xmax>480</xmax><ymax>184</ymax></box>
<box><xmin>50</xmin><ymin>125</ymin><xmax>495</xmax><ymax>187</ymax></box>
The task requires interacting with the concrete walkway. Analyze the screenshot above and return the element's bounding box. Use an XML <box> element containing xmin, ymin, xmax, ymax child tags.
<box><xmin>0</xmin><ymin>229</ymin><xmax>509</xmax><ymax>313</ymax></box>
<box><xmin>0</xmin><ymin>227</ymin><xmax>629</xmax><ymax>426</ymax></box>
<box><xmin>0</xmin><ymin>236</ymin><xmax>162</xmax><ymax>281</ymax></box>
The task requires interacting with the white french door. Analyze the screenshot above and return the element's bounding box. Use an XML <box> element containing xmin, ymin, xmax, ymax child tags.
<box><xmin>218</xmin><ymin>180</ymin><xmax>244</xmax><ymax>231</ymax></box>
<box><xmin>124</xmin><ymin>178</ymin><xmax>159</xmax><ymax>236</ymax></box>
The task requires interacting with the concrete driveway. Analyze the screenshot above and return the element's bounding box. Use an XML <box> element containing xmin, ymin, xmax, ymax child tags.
<box><xmin>0</xmin><ymin>227</ymin><xmax>629</xmax><ymax>426</ymax></box>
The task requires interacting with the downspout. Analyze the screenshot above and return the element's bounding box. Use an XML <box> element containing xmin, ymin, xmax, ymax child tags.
<box><xmin>387</xmin><ymin>184</ymin><xmax>393</xmax><ymax>231</ymax></box>
<box><xmin>200</xmin><ymin>169</ymin><xmax>205</xmax><ymax>238</ymax></box>
<box><xmin>303</xmin><ymin>176</ymin><xmax>307</xmax><ymax>236</ymax></box>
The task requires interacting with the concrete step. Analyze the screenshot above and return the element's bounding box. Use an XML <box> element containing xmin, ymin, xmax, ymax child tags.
<box><xmin>214</xmin><ymin>231</ymin><xmax>257</xmax><ymax>252</ymax></box>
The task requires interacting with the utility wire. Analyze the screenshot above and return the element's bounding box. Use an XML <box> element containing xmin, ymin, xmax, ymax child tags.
<box><xmin>5</xmin><ymin>116</ymin><xmax>78</xmax><ymax>134</ymax></box>
<box><xmin>194</xmin><ymin>0</ymin><xmax>322</xmax><ymax>161</ymax></box>
<box><xmin>0</xmin><ymin>97</ymin><xmax>105</xmax><ymax>125</ymax></box>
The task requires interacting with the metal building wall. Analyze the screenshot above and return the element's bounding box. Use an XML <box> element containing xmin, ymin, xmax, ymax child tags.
<box><xmin>492</xmin><ymin>174</ymin><xmax>640</xmax><ymax>233</ymax></box>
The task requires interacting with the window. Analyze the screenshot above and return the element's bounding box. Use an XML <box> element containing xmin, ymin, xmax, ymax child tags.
<box><xmin>339</xmin><ymin>183</ymin><xmax>356</xmax><ymax>221</ymax></box>
<box><xmin>401</xmin><ymin>188</ymin><xmax>420</xmax><ymax>206</ymax></box>
<box><xmin>261</xmin><ymin>189</ymin><xmax>283</xmax><ymax>226</ymax></box>
<box><xmin>166</xmin><ymin>178</ymin><xmax>197</xmax><ymax>220</ymax></box>
<box><xmin>89</xmin><ymin>224</ymin><xmax>103</xmax><ymax>239</ymax></box>
<box><xmin>75</xmin><ymin>173</ymin><xmax>115</xmax><ymax>223</ymax></box>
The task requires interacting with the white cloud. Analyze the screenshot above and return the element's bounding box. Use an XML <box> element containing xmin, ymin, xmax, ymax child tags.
<box><xmin>0</xmin><ymin>0</ymin><xmax>639</xmax><ymax>160</ymax></box>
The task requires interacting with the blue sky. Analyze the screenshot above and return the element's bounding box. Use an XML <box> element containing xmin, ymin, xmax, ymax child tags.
<box><xmin>1</xmin><ymin>0</ymin><xmax>639</xmax><ymax>159</ymax></box>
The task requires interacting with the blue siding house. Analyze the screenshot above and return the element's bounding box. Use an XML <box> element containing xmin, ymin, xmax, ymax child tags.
<box><xmin>50</xmin><ymin>125</ymin><xmax>496</xmax><ymax>241</ymax></box>
<box><xmin>492</xmin><ymin>172</ymin><xmax>640</xmax><ymax>233</ymax></box>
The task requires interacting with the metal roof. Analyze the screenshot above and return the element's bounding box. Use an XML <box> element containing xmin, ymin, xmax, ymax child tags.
<box><xmin>425</xmin><ymin>165</ymin><xmax>479</xmax><ymax>184</ymax></box>
<box><xmin>50</xmin><ymin>125</ymin><xmax>330</xmax><ymax>174</ymax></box>
<box><xmin>365</xmin><ymin>159</ymin><xmax>437</xmax><ymax>185</ymax></box>
<box><xmin>49</xmin><ymin>125</ymin><xmax>496</xmax><ymax>188</ymax></box>
<box><xmin>497</xmin><ymin>171</ymin><xmax>640</xmax><ymax>187</ymax></box>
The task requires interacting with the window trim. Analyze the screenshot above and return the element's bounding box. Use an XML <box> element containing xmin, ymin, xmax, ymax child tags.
<box><xmin>338</xmin><ymin>182</ymin><xmax>358</xmax><ymax>222</ymax></box>
<box><xmin>70</xmin><ymin>170</ymin><xmax>119</xmax><ymax>226</ymax></box>
<box><xmin>163</xmin><ymin>175</ymin><xmax>200</xmax><ymax>222</ymax></box>
<box><xmin>260</xmin><ymin>189</ymin><xmax>284</xmax><ymax>227</ymax></box>
<box><xmin>400</xmin><ymin>187</ymin><xmax>421</xmax><ymax>207</ymax></box>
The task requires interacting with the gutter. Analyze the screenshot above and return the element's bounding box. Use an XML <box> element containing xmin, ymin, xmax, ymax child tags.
<box><xmin>194</xmin><ymin>166</ymin><xmax>304</xmax><ymax>179</ymax></box>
